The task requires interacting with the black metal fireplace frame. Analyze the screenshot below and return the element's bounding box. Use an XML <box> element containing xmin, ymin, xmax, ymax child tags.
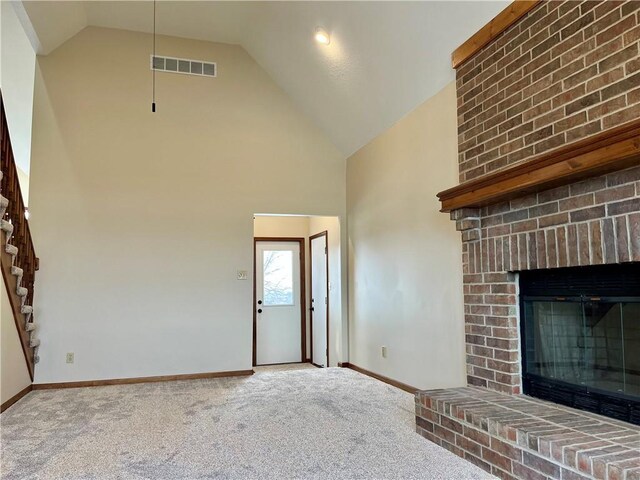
<box><xmin>519</xmin><ymin>264</ymin><xmax>640</xmax><ymax>425</ymax></box>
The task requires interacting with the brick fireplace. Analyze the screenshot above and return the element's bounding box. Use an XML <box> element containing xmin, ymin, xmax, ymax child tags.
<box><xmin>452</xmin><ymin>0</ymin><xmax>640</xmax><ymax>396</ymax></box>
<box><xmin>416</xmin><ymin>1</ymin><xmax>640</xmax><ymax>479</ymax></box>
<box><xmin>454</xmin><ymin>168</ymin><xmax>640</xmax><ymax>397</ymax></box>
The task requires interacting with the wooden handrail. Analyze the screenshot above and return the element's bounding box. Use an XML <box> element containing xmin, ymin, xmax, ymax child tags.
<box><xmin>0</xmin><ymin>90</ymin><xmax>38</xmax><ymax>379</ymax></box>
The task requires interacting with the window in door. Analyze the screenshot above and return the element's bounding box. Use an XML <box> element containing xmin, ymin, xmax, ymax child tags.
<box><xmin>262</xmin><ymin>250</ymin><xmax>294</xmax><ymax>306</ymax></box>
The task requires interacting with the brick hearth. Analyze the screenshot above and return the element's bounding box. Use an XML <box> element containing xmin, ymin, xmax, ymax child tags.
<box><xmin>415</xmin><ymin>388</ymin><xmax>640</xmax><ymax>480</ymax></box>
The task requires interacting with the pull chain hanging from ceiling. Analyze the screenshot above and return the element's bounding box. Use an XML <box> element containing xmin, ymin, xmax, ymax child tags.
<box><xmin>152</xmin><ymin>0</ymin><xmax>156</xmax><ymax>113</ymax></box>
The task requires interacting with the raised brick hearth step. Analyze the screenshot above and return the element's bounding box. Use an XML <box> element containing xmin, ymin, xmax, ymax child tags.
<box><xmin>415</xmin><ymin>387</ymin><xmax>639</xmax><ymax>480</ymax></box>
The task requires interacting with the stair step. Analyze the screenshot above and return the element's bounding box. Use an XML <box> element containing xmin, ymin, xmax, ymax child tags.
<box><xmin>30</xmin><ymin>337</ymin><xmax>40</xmax><ymax>348</ymax></box>
<box><xmin>1</xmin><ymin>219</ymin><xmax>13</xmax><ymax>236</ymax></box>
<box><xmin>16</xmin><ymin>286</ymin><xmax>28</xmax><ymax>297</ymax></box>
<box><xmin>5</xmin><ymin>244</ymin><xmax>18</xmax><ymax>256</ymax></box>
<box><xmin>21</xmin><ymin>305</ymin><xmax>33</xmax><ymax>323</ymax></box>
<box><xmin>11</xmin><ymin>266</ymin><xmax>23</xmax><ymax>286</ymax></box>
<box><xmin>0</xmin><ymin>195</ymin><xmax>7</xmax><ymax>217</ymax></box>
<box><xmin>25</xmin><ymin>322</ymin><xmax>36</xmax><ymax>332</ymax></box>
<box><xmin>34</xmin><ymin>355</ymin><xmax>40</xmax><ymax>364</ymax></box>
<box><xmin>11</xmin><ymin>266</ymin><xmax>23</xmax><ymax>277</ymax></box>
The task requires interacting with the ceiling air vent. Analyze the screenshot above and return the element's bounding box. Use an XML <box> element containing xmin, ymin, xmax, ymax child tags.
<box><xmin>150</xmin><ymin>55</ymin><xmax>216</xmax><ymax>78</ymax></box>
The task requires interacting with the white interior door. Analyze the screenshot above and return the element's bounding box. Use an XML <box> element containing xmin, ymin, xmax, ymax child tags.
<box><xmin>256</xmin><ymin>241</ymin><xmax>302</xmax><ymax>365</ymax></box>
<box><xmin>311</xmin><ymin>234</ymin><xmax>328</xmax><ymax>367</ymax></box>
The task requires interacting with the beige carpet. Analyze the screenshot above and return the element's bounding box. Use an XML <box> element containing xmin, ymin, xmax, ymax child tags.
<box><xmin>1</xmin><ymin>365</ymin><xmax>492</xmax><ymax>479</ymax></box>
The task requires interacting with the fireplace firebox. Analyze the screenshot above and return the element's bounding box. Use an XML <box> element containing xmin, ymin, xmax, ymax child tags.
<box><xmin>520</xmin><ymin>263</ymin><xmax>640</xmax><ymax>424</ymax></box>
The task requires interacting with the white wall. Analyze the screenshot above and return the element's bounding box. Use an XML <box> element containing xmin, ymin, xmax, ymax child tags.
<box><xmin>1</xmin><ymin>274</ymin><xmax>32</xmax><ymax>403</ymax></box>
<box><xmin>346</xmin><ymin>82</ymin><xmax>465</xmax><ymax>390</ymax></box>
<box><xmin>254</xmin><ymin>216</ymin><xmax>310</xmax><ymax>239</ymax></box>
<box><xmin>0</xmin><ymin>1</ymin><xmax>36</xmax><ymax>186</ymax></box>
<box><xmin>0</xmin><ymin>2</ymin><xmax>2</xmax><ymax>87</ymax></box>
<box><xmin>29</xmin><ymin>27</ymin><xmax>345</xmax><ymax>383</ymax></box>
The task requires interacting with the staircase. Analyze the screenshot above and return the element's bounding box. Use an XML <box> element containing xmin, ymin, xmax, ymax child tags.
<box><xmin>1</xmin><ymin>92</ymin><xmax>39</xmax><ymax>380</ymax></box>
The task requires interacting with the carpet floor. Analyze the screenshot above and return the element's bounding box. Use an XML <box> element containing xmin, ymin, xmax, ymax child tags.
<box><xmin>1</xmin><ymin>365</ymin><xmax>492</xmax><ymax>479</ymax></box>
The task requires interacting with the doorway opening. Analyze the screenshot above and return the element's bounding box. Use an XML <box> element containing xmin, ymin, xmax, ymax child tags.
<box><xmin>253</xmin><ymin>215</ymin><xmax>341</xmax><ymax>368</ymax></box>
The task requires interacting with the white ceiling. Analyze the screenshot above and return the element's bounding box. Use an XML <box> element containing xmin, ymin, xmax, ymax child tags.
<box><xmin>19</xmin><ymin>1</ymin><xmax>508</xmax><ymax>157</ymax></box>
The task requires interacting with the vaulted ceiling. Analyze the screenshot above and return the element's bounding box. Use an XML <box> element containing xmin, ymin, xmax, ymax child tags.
<box><xmin>18</xmin><ymin>1</ymin><xmax>508</xmax><ymax>157</ymax></box>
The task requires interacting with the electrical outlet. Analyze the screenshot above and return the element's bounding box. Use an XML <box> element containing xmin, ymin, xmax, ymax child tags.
<box><xmin>66</xmin><ymin>352</ymin><xmax>74</xmax><ymax>364</ymax></box>
<box><xmin>237</xmin><ymin>270</ymin><xmax>248</xmax><ymax>280</ymax></box>
<box><xmin>381</xmin><ymin>346</ymin><xmax>388</xmax><ymax>358</ymax></box>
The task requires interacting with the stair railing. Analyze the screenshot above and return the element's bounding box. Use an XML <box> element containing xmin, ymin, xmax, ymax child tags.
<box><xmin>0</xmin><ymin>90</ymin><xmax>39</xmax><ymax>377</ymax></box>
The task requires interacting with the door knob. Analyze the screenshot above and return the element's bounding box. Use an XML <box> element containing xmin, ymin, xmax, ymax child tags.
<box><xmin>258</xmin><ymin>309</ymin><xmax>263</xmax><ymax>314</ymax></box>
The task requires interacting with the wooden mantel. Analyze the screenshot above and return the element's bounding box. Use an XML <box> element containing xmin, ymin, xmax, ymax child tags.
<box><xmin>437</xmin><ymin>119</ymin><xmax>640</xmax><ymax>213</ymax></box>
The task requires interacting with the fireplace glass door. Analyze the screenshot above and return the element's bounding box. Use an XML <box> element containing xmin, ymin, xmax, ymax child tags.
<box><xmin>520</xmin><ymin>264</ymin><xmax>640</xmax><ymax>424</ymax></box>
<box><xmin>523</xmin><ymin>299</ymin><xmax>640</xmax><ymax>397</ymax></box>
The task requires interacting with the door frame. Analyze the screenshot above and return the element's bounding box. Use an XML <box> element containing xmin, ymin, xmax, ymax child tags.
<box><xmin>309</xmin><ymin>231</ymin><xmax>329</xmax><ymax>367</ymax></box>
<box><xmin>253</xmin><ymin>237</ymin><xmax>306</xmax><ymax>367</ymax></box>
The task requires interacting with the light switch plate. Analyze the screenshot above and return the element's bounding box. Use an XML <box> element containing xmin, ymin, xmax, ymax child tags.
<box><xmin>237</xmin><ymin>270</ymin><xmax>248</xmax><ymax>280</ymax></box>
<box><xmin>66</xmin><ymin>352</ymin><xmax>74</xmax><ymax>364</ymax></box>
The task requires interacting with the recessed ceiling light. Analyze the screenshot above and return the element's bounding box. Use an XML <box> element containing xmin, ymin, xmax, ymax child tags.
<box><xmin>315</xmin><ymin>27</ymin><xmax>330</xmax><ymax>45</ymax></box>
